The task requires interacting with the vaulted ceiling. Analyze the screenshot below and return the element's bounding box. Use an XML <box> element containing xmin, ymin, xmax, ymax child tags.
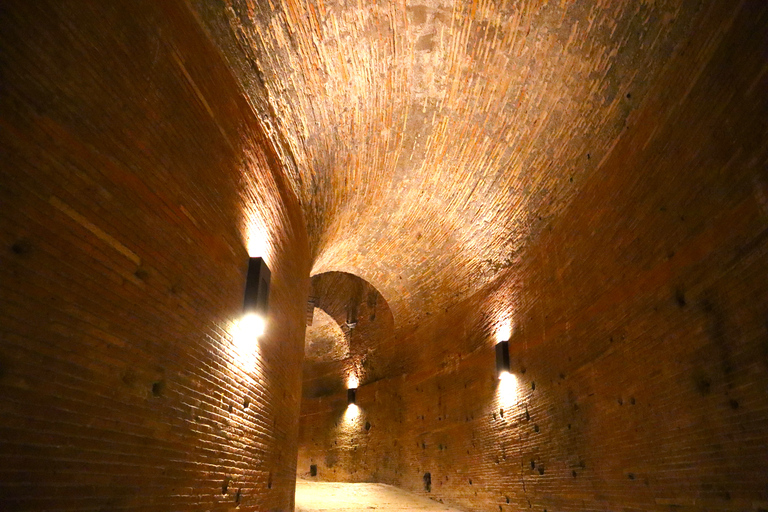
<box><xmin>190</xmin><ymin>0</ymin><xmax>708</xmax><ymax>327</ymax></box>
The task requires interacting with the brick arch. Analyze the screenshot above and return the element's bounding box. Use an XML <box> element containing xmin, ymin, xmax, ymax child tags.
<box><xmin>302</xmin><ymin>271</ymin><xmax>395</xmax><ymax>399</ymax></box>
<box><xmin>305</xmin><ymin>307</ymin><xmax>348</xmax><ymax>363</ymax></box>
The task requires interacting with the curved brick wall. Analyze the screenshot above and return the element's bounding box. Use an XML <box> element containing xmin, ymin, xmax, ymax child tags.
<box><xmin>2</xmin><ymin>1</ymin><xmax>768</xmax><ymax>511</ymax></box>
<box><xmin>0</xmin><ymin>2</ymin><xmax>310</xmax><ymax>510</ymax></box>
<box><xmin>296</xmin><ymin>3</ymin><xmax>768</xmax><ymax>511</ymax></box>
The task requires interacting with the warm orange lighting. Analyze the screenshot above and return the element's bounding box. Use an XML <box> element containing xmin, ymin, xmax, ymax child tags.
<box><xmin>235</xmin><ymin>313</ymin><xmax>264</xmax><ymax>355</ymax></box>
<box><xmin>344</xmin><ymin>403</ymin><xmax>360</xmax><ymax>420</ymax></box>
<box><xmin>241</xmin><ymin>313</ymin><xmax>265</xmax><ymax>337</ymax></box>
<box><xmin>497</xmin><ymin>371</ymin><xmax>518</xmax><ymax>408</ymax></box>
<box><xmin>497</xmin><ymin>320</ymin><xmax>512</xmax><ymax>342</ymax></box>
<box><xmin>247</xmin><ymin>235</ymin><xmax>268</xmax><ymax>259</ymax></box>
<box><xmin>347</xmin><ymin>373</ymin><xmax>359</xmax><ymax>389</ymax></box>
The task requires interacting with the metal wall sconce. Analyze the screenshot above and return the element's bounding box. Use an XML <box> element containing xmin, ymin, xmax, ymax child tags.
<box><xmin>496</xmin><ymin>340</ymin><xmax>510</xmax><ymax>378</ymax></box>
<box><xmin>244</xmin><ymin>257</ymin><xmax>270</xmax><ymax>316</ymax></box>
<box><xmin>347</xmin><ymin>388</ymin><xmax>357</xmax><ymax>405</ymax></box>
<box><xmin>240</xmin><ymin>257</ymin><xmax>270</xmax><ymax>339</ymax></box>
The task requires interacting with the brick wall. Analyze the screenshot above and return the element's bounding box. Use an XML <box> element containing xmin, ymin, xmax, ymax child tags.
<box><xmin>302</xmin><ymin>272</ymin><xmax>396</xmax><ymax>400</ymax></box>
<box><xmin>297</xmin><ymin>3</ymin><xmax>768</xmax><ymax>511</ymax></box>
<box><xmin>0</xmin><ymin>2</ymin><xmax>310</xmax><ymax>510</ymax></box>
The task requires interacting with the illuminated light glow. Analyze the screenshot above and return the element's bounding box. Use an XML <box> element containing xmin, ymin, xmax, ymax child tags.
<box><xmin>347</xmin><ymin>373</ymin><xmax>359</xmax><ymax>389</ymax></box>
<box><xmin>235</xmin><ymin>313</ymin><xmax>264</xmax><ymax>355</ymax></box>
<box><xmin>344</xmin><ymin>403</ymin><xmax>360</xmax><ymax>421</ymax></box>
<box><xmin>497</xmin><ymin>319</ymin><xmax>512</xmax><ymax>342</ymax></box>
<box><xmin>497</xmin><ymin>371</ymin><xmax>518</xmax><ymax>408</ymax></box>
<box><xmin>240</xmin><ymin>313</ymin><xmax>265</xmax><ymax>338</ymax></box>
<box><xmin>247</xmin><ymin>234</ymin><xmax>268</xmax><ymax>259</ymax></box>
<box><xmin>245</xmin><ymin>215</ymin><xmax>271</xmax><ymax>260</ymax></box>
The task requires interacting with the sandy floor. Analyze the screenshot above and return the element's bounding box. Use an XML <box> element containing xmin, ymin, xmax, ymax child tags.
<box><xmin>295</xmin><ymin>481</ymin><xmax>465</xmax><ymax>512</ymax></box>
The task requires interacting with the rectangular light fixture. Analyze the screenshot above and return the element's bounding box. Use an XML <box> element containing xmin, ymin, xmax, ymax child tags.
<box><xmin>244</xmin><ymin>257</ymin><xmax>270</xmax><ymax>316</ymax></box>
<box><xmin>495</xmin><ymin>340</ymin><xmax>510</xmax><ymax>377</ymax></box>
<box><xmin>347</xmin><ymin>388</ymin><xmax>357</xmax><ymax>405</ymax></box>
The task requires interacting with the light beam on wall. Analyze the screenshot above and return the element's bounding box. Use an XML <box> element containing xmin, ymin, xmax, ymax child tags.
<box><xmin>235</xmin><ymin>257</ymin><xmax>270</xmax><ymax>356</ymax></box>
<box><xmin>495</xmin><ymin>336</ymin><xmax>518</xmax><ymax>407</ymax></box>
<box><xmin>344</xmin><ymin>385</ymin><xmax>360</xmax><ymax>421</ymax></box>
<box><xmin>344</xmin><ymin>403</ymin><xmax>360</xmax><ymax>421</ymax></box>
<box><xmin>497</xmin><ymin>371</ymin><xmax>518</xmax><ymax>408</ymax></box>
<box><xmin>495</xmin><ymin>340</ymin><xmax>511</xmax><ymax>378</ymax></box>
<box><xmin>247</xmin><ymin>234</ymin><xmax>268</xmax><ymax>260</ymax></box>
<box><xmin>497</xmin><ymin>320</ymin><xmax>512</xmax><ymax>343</ymax></box>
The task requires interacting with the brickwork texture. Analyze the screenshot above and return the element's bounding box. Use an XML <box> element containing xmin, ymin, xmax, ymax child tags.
<box><xmin>2</xmin><ymin>1</ymin><xmax>768</xmax><ymax>512</ymax></box>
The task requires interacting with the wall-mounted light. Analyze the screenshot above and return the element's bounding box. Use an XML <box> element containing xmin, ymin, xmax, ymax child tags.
<box><xmin>244</xmin><ymin>257</ymin><xmax>270</xmax><ymax>315</ymax></box>
<box><xmin>347</xmin><ymin>388</ymin><xmax>357</xmax><ymax>405</ymax></box>
<box><xmin>241</xmin><ymin>257</ymin><xmax>270</xmax><ymax>339</ymax></box>
<box><xmin>495</xmin><ymin>340</ymin><xmax>511</xmax><ymax>379</ymax></box>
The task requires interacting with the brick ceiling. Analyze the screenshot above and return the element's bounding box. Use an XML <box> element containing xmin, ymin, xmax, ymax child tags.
<box><xmin>191</xmin><ymin>0</ymin><xmax>708</xmax><ymax>327</ymax></box>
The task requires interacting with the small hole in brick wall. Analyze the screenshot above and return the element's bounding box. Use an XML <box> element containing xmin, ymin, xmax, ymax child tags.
<box><xmin>506</xmin><ymin>496</ymin><xmax>510</xmax><ymax>504</ymax></box>
<box><xmin>694</xmin><ymin>373</ymin><xmax>712</xmax><ymax>396</ymax></box>
<box><xmin>365</xmin><ymin>421</ymin><xmax>371</xmax><ymax>431</ymax></box>
<box><xmin>222</xmin><ymin>477</ymin><xmax>229</xmax><ymax>495</ymax></box>
<box><xmin>538</xmin><ymin>467</ymin><xmax>545</xmax><ymax>475</ymax></box>
<box><xmin>151</xmin><ymin>380</ymin><xmax>165</xmax><ymax>397</ymax></box>
<box><xmin>423</xmin><ymin>472</ymin><xmax>431</xmax><ymax>492</ymax></box>
<box><xmin>675</xmin><ymin>288</ymin><xmax>687</xmax><ymax>308</ymax></box>
<box><xmin>134</xmin><ymin>268</ymin><xmax>149</xmax><ymax>281</ymax></box>
<box><xmin>534</xmin><ymin>424</ymin><xmax>539</xmax><ymax>433</ymax></box>
<box><xmin>468</xmin><ymin>479</ymin><xmax>472</xmax><ymax>485</ymax></box>
<box><xmin>235</xmin><ymin>488</ymin><xmax>241</xmax><ymax>504</ymax></box>
<box><xmin>530</xmin><ymin>460</ymin><xmax>535</xmax><ymax>469</ymax></box>
<box><xmin>729</xmin><ymin>399</ymin><xmax>739</xmax><ymax>409</ymax></box>
<box><xmin>573</xmin><ymin>470</ymin><xmax>578</xmax><ymax>477</ymax></box>
<box><xmin>628</xmin><ymin>473</ymin><xmax>635</xmax><ymax>480</ymax></box>
<box><xmin>267</xmin><ymin>472</ymin><xmax>272</xmax><ymax>489</ymax></box>
<box><xmin>310</xmin><ymin>465</ymin><xmax>317</xmax><ymax>477</ymax></box>
<box><xmin>531</xmin><ymin>381</ymin><xmax>535</xmax><ymax>390</ymax></box>
<box><xmin>10</xmin><ymin>239</ymin><xmax>32</xmax><ymax>256</ymax></box>
<box><xmin>244</xmin><ymin>397</ymin><xmax>250</xmax><ymax>409</ymax></box>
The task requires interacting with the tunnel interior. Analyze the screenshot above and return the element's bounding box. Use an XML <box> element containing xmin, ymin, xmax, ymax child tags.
<box><xmin>1</xmin><ymin>1</ymin><xmax>768</xmax><ymax>511</ymax></box>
